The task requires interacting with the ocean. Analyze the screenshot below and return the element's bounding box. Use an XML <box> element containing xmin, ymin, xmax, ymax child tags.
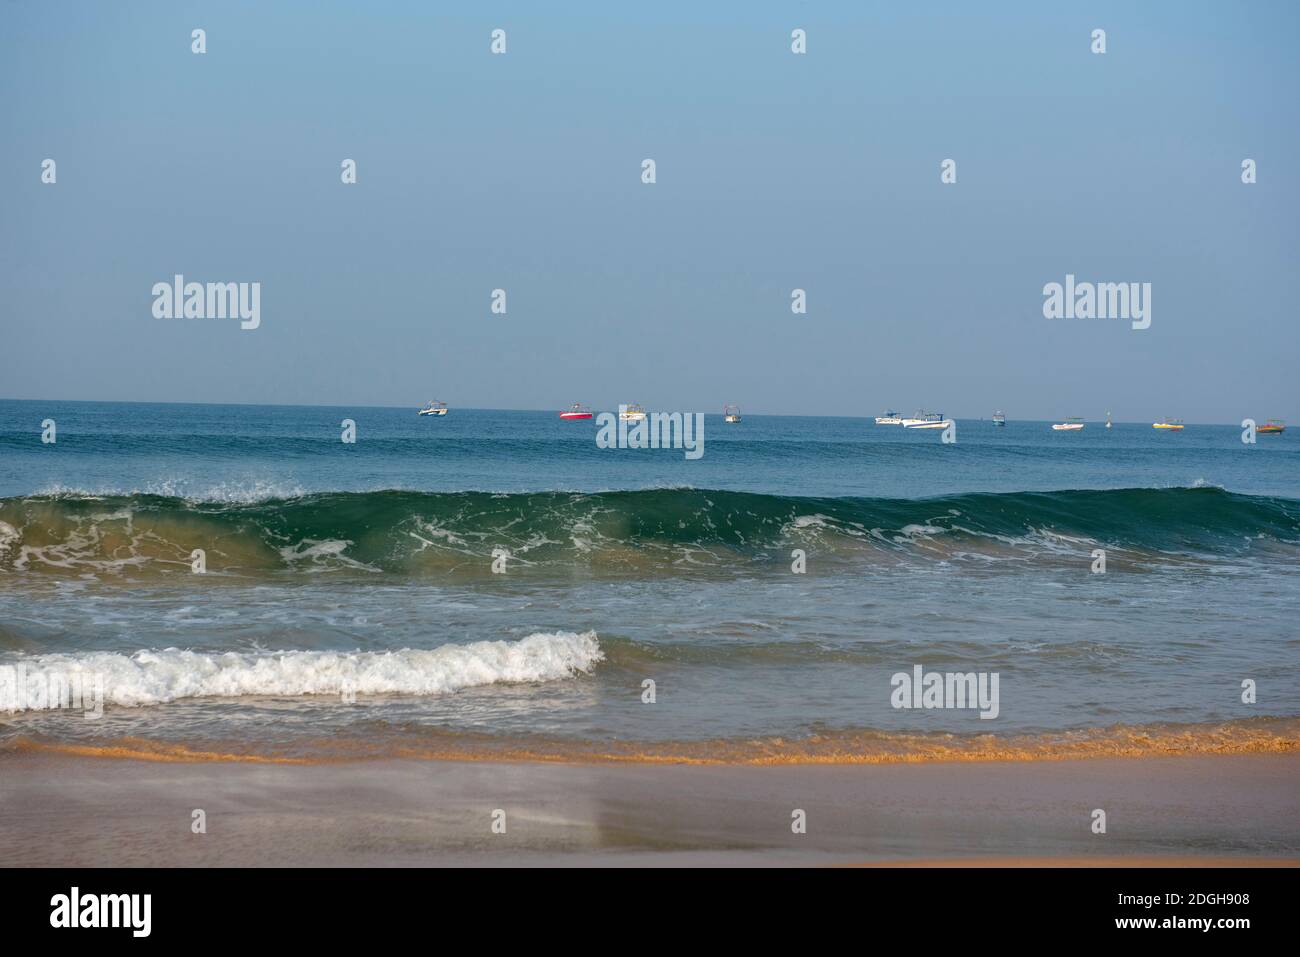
<box><xmin>1</xmin><ymin>398</ymin><xmax>1297</xmax><ymax>762</ymax></box>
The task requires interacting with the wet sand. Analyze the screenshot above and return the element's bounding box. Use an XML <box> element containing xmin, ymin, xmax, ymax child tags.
<box><xmin>1</xmin><ymin>751</ymin><xmax>1297</xmax><ymax>866</ymax></box>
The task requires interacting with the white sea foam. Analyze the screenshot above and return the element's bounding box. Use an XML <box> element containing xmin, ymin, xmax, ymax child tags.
<box><xmin>897</xmin><ymin>523</ymin><xmax>944</xmax><ymax>538</ymax></box>
<box><xmin>31</xmin><ymin>479</ymin><xmax>308</xmax><ymax>504</ymax></box>
<box><xmin>0</xmin><ymin>522</ymin><xmax>19</xmax><ymax>557</ymax></box>
<box><xmin>790</xmin><ymin>514</ymin><xmax>832</xmax><ymax>528</ymax></box>
<box><xmin>408</xmin><ymin>519</ymin><xmax>473</xmax><ymax>550</ymax></box>
<box><xmin>278</xmin><ymin>538</ymin><xmax>380</xmax><ymax>572</ymax></box>
<box><xmin>0</xmin><ymin>631</ymin><xmax>603</xmax><ymax>711</ymax></box>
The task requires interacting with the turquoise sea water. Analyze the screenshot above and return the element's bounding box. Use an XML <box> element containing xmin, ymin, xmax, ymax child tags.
<box><xmin>1</xmin><ymin>399</ymin><xmax>1297</xmax><ymax>754</ymax></box>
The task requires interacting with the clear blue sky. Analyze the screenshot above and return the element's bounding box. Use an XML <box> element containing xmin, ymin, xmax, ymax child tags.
<box><xmin>2</xmin><ymin>1</ymin><xmax>1296</xmax><ymax>422</ymax></box>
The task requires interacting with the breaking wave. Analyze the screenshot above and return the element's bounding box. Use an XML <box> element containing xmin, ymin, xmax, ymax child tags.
<box><xmin>0</xmin><ymin>486</ymin><xmax>1296</xmax><ymax>578</ymax></box>
<box><xmin>0</xmin><ymin>631</ymin><xmax>603</xmax><ymax>711</ymax></box>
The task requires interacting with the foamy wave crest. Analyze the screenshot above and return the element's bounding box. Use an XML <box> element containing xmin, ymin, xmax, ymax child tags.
<box><xmin>0</xmin><ymin>631</ymin><xmax>603</xmax><ymax>711</ymax></box>
<box><xmin>33</xmin><ymin>479</ymin><xmax>308</xmax><ymax>504</ymax></box>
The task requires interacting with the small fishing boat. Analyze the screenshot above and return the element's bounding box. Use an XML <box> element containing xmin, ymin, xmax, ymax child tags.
<box><xmin>559</xmin><ymin>403</ymin><xmax>593</xmax><ymax>420</ymax></box>
<box><xmin>900</xmin><ymin>410</ymin><xmax>937</xmax><ymax>427</ymax></box>
<box><xmin>904</xmin><ymin>412</ymin><xmax>951</xmax><ymax>429</ymax></box>
<box><xmin>875</xmin><ymin>410</ymin><xmax>904</xmax><ymax>425</ymax></box>
<box><xmin>418</xmin><ymin>400</ymin><xmax>448</xmax><ymax>416</ymax></box>
<box><xmin>724</xmin><ymin>404</ymin><xmax>741</xmax><ymax>423</ymax></box>
<box><xmin>619</xmin><ymin>403</ymin><xmax>646</xmax><ymax>422</ymax></box>
<box><xmin>1152</xmin><ymin>418</ymin><xmax>1184</xmax><ymax>431</ymax></box>
<box><xmin>1258</xmin><ymin>419</ymin><xmax>1286</xmax><ymax>434</ymax></box>
<box><xmin>1105</xmin><ymin>411</ymin><xmax>1112</xmax><ymax>429</ymax></box>
<box><xmin>992</xmin><ymin>410</ymin><xmax>1006</xmax><ymax>427</ymax></box>
<box><xmin>1052</xmin><ymin>418</ymin><xmax>1084</xmax><ymax>431</ymax></box>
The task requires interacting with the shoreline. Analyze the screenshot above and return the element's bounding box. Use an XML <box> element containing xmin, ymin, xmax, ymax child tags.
<box><xmin>6</xmin><ymin>715</ymin><xmax>1297</xmax><ymax>767</ymax></box>
<box><xmin>3</xmin><ymin>751</ymin><xmax>1296</xmax><ymax>866</ymax></box>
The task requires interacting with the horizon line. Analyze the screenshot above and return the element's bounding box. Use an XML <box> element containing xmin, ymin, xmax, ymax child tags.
<box><xmin>0</xmin><ymin>396</ymin><xmax>1282</xmax><ymax>428</ymax></box>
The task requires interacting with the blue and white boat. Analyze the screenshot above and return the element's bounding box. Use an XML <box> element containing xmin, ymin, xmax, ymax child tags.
<box><xmin>904</xmin><ymin>411</ymin><xmax>951</xmax><ymax>430</ymax></box>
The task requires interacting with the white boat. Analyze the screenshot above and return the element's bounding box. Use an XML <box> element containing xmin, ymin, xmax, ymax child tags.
<box><xmin>875</xmin><ymin>410</ymin><xmax>903</xmax><ymax>425</ymax></box>
<box><xmin>1105</xmin><ymin>411</ymin><xmax>1112</xmax><ymax>429</ymax></box>
<box><xmin>992</xmin><ymin>410</ymin><xmax>1006</xmax><ymax>426</ymax></box>
<box><xmin>418</xmin><ymin>400</ymin><xmax>448</xmax><ymax>416</ymax></box>
<box><xmin>1052</xmin><ymin>417</ymin><xmax>1084</xmax><ymax>431</ymax></box>
<box><xmin>619</xmin><ymin>403</ymin><xmax>646</xmax><ymax>422</ymax></box>
<box><xmin>903</xmin><ymin>411</ymin><xmax>951</xmax><ymax>429</ymax></box>
<box><xmin>724</xmin><ymin>404</ymin><xmax>741</xmax><ymax>423</ymax></box>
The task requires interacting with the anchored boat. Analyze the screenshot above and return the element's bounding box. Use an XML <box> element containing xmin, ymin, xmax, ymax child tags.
<box><xmin>1052</xmin><ymin>418</ymin><xmax>1084</xmax><ymax>431</ymax></box>
<box><xmin>992</xmin><ymin>410</ymin><xmax>1006</xmax><ymax>427</ymax></box>
<box><xmin>875</xmin><ymin>410</ymin><xmax>904</xmax><ymax>425</ymax></box>
<box><xmin>619</xmin><ymin>403</ymin><xmax>647</xmax><ymax>422</ymax></box>
<box><xmin>903</xmin><ymin>411</ymin><xmax>951</xmax><ymax>430</ymax></box>
<box><xmin>559</xmin><ymin>403</ymin><xmax>593</xmax><ymax>420</ymax></box>
<box><xmin>724</xmin><ymin>404</ymin><xmax>742</xmax><ymax>423</ymax></box>
<box><xmin>1258</xmin><ymin>419</ymin><xmax>1286</xmax><ymax>434</ymax></box>
<box><xmin>418</xmin><ymin>400</ymin><xmax>448</xmax><ymax>416</ymax></box>
<box><xmin>1152</xmin><ymin>418</ymin><xmax>1184</xmax><ymax>431</ymax></box>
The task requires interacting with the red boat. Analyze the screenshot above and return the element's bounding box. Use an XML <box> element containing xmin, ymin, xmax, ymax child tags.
<box><xmin>559</xmin><ymin>403</ymin><xmax>593</xmax><ymax>420</ymax></box>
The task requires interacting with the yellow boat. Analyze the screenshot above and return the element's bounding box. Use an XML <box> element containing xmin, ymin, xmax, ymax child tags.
<box><xmin>1152</xmin><ymin>418</ymin><xmax>1184</xmax><ymax>431</ymax></box>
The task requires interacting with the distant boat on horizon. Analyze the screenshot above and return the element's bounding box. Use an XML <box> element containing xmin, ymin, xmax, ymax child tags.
<box><xmin>619</xmin><ymin>403</ymin><xmax>646</xmax><ymax>422</ymax></box>
<box><xmin>904</xmin><ymin>411</ymin><xmax>951</xmax><ymax>430</ymax></box>
<box><xmin>992</xmin><ymin>410</ymin><xmax>1006</xmax><ymax>426</ymax></box>
<box><xmin>1052</xmin><ymin>418</ymin><xmax>1084</xmax><ymax>431</ymax></box>
<box><xmin>900</xmin><ymin>410</ymin><xmax>938</xmax><ymax>427</ymax></box>
<box><xmin>724</xmin><ymin>404</ymin><xmax>742</xmax><ymax>423</ymax></box>
<box><xmin>875</xmin><ymin>410</ymin><xmax>904</xmax><ymax>425</ymax></box>
<box><xmin>1105</xmin><ymin>411</ymin><xmax>1112</xmax><ymax>429</ymax></box>
<box><xmin>559</xmin><ymin>403</ymin><xmax>593</xmax><ymax>420</ymax></box>
<box><xmin>418</xmin><ymin>400</ymin><xmax>448</xmax><ymax>416</ymax></box>
<box><xmin>1152</xmin><ymin>418</ymin><xmax>1185</xmax><ymax>431</ymax></box>
<box><xmin>1258</xmin><ymin>419</ymin><xmax>1286</xmax><ymax>434</ymax></box>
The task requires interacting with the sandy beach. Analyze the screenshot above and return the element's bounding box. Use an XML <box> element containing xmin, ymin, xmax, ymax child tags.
<box><xmin>2</xmin><ymin>751</ymin><xmax>1296</xmax><ymax>866</ymax></box>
